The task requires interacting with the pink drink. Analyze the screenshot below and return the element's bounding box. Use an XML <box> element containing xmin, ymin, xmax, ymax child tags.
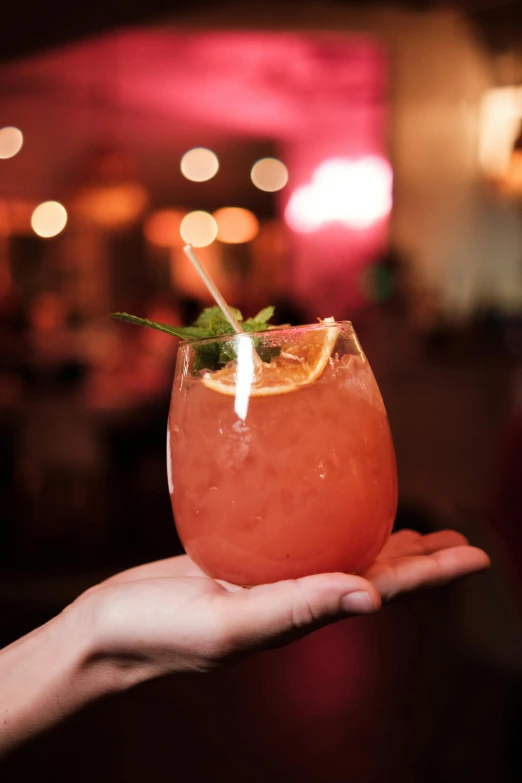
<box><xmin>168</xmin><ymin>323</ymin><xmax>397</xmax><ymax>585</ymax></box>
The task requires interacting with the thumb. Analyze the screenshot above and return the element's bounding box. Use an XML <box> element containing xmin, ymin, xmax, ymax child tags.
<box><xmin>221</xmin><ymin>573</ymin><xmax>381</xmax><ymax>653</ymax></box>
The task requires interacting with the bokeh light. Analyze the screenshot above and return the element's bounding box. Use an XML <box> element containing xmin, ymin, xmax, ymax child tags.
<box><xmin>213</xmin><ymin>207</ymin><xmax>259</xmax><ymax>244</ymax></box>
<box><xmin>180</xmin><ymin>148</ymin><xmax>219</xmax><ymax>182</ymax></box>
<box><xmin>251</xmin><ymin>157</ymin><xmax>289</xmax><ymax>192</ymax></box>
<box><xmin>180</xmin><ymin>210</ymin><xmax>218</xmax><ymax>247</ymax></box>
<box><xmin>30</xmin><ymin>201</ymin><xmax>68</xmax><ymax>238</ymax></box>
<box><xmin>144</xmin><ymin>209</ymin><xmax>186</xmax><ymax>248</ymax></box>
<box><xmin>0</xmin><ymin>127</ymin><xmax>24</xmax><ymax>160</ymax></box>
<box><xmin>74</xmin><ymin>183</ymin><xmax>148</xmax><ymax>230</ymax></box>
<box><xmin>285</xmin><ymin>156</ymin><xmax>393</xmax><ymax>233</ymax></box>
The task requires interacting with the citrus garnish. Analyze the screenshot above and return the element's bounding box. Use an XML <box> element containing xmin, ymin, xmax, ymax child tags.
<box><xmin>201</xmin><ymin>317</ymin><xmax>340</xmax><ymax>397</ymax></box>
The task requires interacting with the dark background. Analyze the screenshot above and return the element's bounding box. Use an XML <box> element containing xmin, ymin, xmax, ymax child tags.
<box><xmin>2</xmin><ymin>1</ymin><xmax>522</xmax><ymax>781</ymax></box>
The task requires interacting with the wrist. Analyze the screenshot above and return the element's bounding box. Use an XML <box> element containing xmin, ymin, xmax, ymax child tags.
<box><xmin>68</xmin><ymin>591</ymin><xmax>144</xmax><ymax>698</ymax></box>
<box><xmin>0</xmin><ymin>589</ymin><xmax>146</xmax><ymax>756</ymax></box>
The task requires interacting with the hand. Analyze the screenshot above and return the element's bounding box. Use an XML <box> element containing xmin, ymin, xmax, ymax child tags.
<box><xmin>78</xmin><ymin>529</ymin><xmax>489</xmax><ymax>682</ymax></box>
<box><xmin>0</xmin><ymin>529</ymin><xmax>489</xmax><ymax>756</ymax></box>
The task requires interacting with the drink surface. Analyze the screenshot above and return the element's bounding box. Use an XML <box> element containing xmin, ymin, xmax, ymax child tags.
<box><xmin>168</xmin><ymin>351</ymin><xmax>397</xmax><ymax>585</ymax></box>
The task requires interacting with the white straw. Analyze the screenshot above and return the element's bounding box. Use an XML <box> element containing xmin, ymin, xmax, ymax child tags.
<box><xmin>183</xmin><ymin>244</ymin><xmax>244</xmax><ymax>334</ymax></box>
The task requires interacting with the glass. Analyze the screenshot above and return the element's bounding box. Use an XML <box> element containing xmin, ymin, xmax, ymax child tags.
<box><xmin>167</xmin><ymin>322</ymin><xmax>398</xmax><ymax>585</ymax></box>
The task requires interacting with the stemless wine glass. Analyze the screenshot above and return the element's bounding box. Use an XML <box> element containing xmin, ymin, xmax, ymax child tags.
<box><xmin>167</xmin><ymin>322</ymin><xmax>398</xmax><ymax>586</ymax></box>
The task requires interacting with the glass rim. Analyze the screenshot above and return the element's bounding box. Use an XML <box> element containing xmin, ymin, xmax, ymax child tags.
<box><xmin>182</xmin><ymin>320</ymin><xmax>354</xmax><ymax>348</ymax></box>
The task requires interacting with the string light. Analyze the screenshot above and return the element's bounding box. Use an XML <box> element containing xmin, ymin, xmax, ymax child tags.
<box><xmin>180</xmin><ymin>211</ymin><xmax>218</xmax><ymax>247</ymax></box>
<box><xmin>180</xmin><ymin>148</ymin><xmax>219</xmax><ymax>182</ymax></box>
<box><xmin>251</xmin><ymin>158</ymin><xmax>288</xmax><ymax>192</ymax></box>
<box><xmin>0</xmin><ymin>127</ymin><xmax>23</xmax><ymax>160</ymax></box>
<box><xmin>31</xmin><ymin>201</ymin><xmax>68</xmax><ymax>238</ymax></box>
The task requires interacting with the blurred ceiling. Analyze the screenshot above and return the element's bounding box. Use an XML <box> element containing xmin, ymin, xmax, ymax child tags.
<box><xmin>2</xmin><ymin>0</ymin><xmax>522</xmax><ymax>64</ymax></box>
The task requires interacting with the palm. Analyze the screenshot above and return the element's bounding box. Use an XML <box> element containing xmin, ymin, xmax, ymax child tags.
<box><xmin>101</xmin><ymin>528</ymin><xmax>488</xmax><ymax>597</ymax></box>
<box><xmin>86</xmin><ymin>529</ymin><xmax>489</xmax><ymax>677</ymax></box>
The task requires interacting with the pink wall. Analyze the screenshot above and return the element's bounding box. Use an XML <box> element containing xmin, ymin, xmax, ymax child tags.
<box><xmin>1</xmin><ymin>30</ymin><xmax>389</xmax><ymax>316</ymax></box>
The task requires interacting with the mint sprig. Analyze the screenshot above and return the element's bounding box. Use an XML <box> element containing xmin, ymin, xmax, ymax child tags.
<box><xmin>111</xmin><ymin>305</ymin><xmax>279</xmax><ymax>372</ymax></box>
<box><xmin>111</xmin><ymin>313</ymin><xmax>209</xmax><ymax>340</ymax></box>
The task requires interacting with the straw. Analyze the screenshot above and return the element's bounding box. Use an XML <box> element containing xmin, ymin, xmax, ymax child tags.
<box><xmin>183</xmin><ymin>244</ymin><xmax>265</xmax><ymax>369</ymax></box>
<box><xmin>183</xmin><ymin>244</ymin><xmax>244</xmax><ymax>334</ymax></box>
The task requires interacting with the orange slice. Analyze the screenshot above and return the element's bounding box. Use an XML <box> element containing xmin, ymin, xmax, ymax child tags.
<box><xmin>201</xmin><ymin>317</ymin><xmax>340</xmax><ymax>396</ymax></box>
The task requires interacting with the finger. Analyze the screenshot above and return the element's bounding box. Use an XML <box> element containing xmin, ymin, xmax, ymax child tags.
<box><xmin>379</xmin><ymin>529</ymin><xmax>470</xmax><ymax>560</ymax></box>
<box><xmin>366</xmin><ymin>546</ymin><xmax>490</xmax><ymax>602</ymax></box>
<box><xmin>219</xmin><ymin>573</ymin><xmax>381</xmax><ymax>652</ymax></box>
<box><xmin>418</xmin><ymin>530</ymin><xmax>470</xmax><ymax>555</ymax></box>
<box><xmin>378</xmin><ymin>529</ymin><xmax>423</xmax><ymax>558</ymax></box>
<box><xmin>101</xmin><ymin>555</ymin><xmax>205</xmax><ymax>586</ymax></box>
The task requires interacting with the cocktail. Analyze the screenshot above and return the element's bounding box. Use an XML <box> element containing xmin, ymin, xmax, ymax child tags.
<box><xmin>168</xmin><ymin>320</ymin><xmax>397</xmax><ymax>586</ymax></box>
<box><xmin>114</xmin><ymin>246</ymin><xmax>398</xmax><ymax>586</ymax></box>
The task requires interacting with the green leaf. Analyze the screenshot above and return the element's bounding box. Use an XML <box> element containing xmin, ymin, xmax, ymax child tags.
<box><xmin>208</xmin><ymin>313</ymin><xmax>237</xmax><ymax>336</ymax></box>
<box><xmin>250</xmin><ymin>305</ymin><xmax>275</xmax><ymax>324</ymax></box>
<box><xmin>242</xmin><ymin>320</ymin><xmax>270</xmax><ymax>333</ymax></box>
<box><xmin>193</xmin><ymin>306</ymin><xmax>243</xmax><ymax>329</ymax></box>
<box><xmin>111</xmin><ymin>304</ymin><xmax>280</xmax><ymax>373</ymax></box>
<box><xmin>256</xmin><ymin>344</ymin><xmax>281</xmax><ymax>364</ymax></box>
<box><xmin>192</xmin><ymin>342</ymin><xmax>221</xmax><ymax>373</ymax></box>
<box><xmin>111</xmin><ymin>313</ymin><xmax>209</xmax><ymax>341</ymax></box>
<box><xmin>218</xmin><ymin>340</ymin><xmax>240</xmax><ymax>366</ymax></box>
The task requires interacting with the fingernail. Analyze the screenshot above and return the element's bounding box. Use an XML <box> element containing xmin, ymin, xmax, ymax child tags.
<box><xmin>341</xmin><ymin>591</ymin><xmax>376</xmax><ymax>614</ymax></box>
